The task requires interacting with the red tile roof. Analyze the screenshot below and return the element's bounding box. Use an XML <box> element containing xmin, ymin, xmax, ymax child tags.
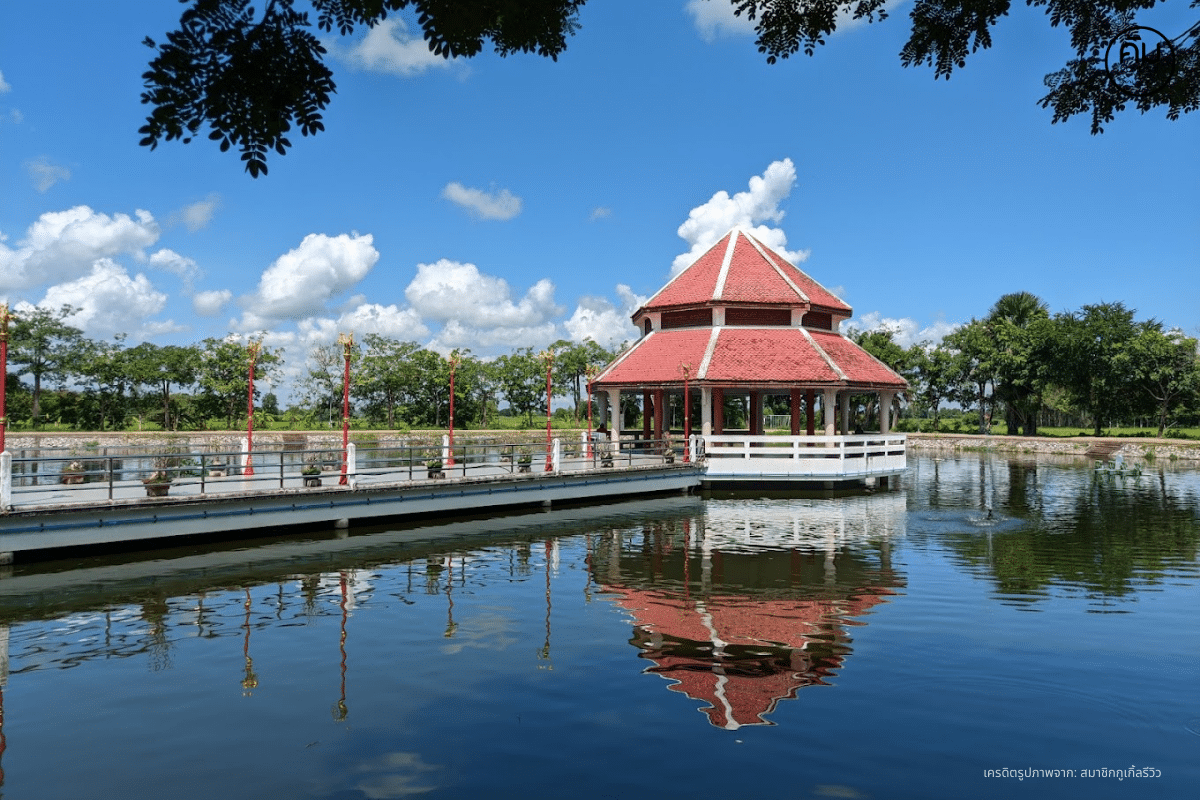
<box><xmin>595</xmin><ymin>327</ymin><xmax>906</xmax><ymax>389</ymax></box>
<box><xmin>640</xmin><ymin>229</ymin><xmax>851</xmax><ymax>314</ymax></box>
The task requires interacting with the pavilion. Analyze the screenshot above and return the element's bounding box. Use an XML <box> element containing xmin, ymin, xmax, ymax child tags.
<box><xmin>591</xmin><ymin>228</ymin><xmax>908</xmax><ymax>484</ymax></box>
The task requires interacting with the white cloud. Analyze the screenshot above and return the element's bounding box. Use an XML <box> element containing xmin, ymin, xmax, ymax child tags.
<box><xmin>564</xmin><ymin>284</ymin><xmax>644</xmax><ymax>347</ymax></box>
<box><xmin>428</xmin><ymin>318</ymin><xmax>560</xmax><ymax>354</ymax></box>
<box><xmin>334</xmin><ymin>302</ymin><xmax>430</xmax><ymax>341</ymax></box>
<box><xmin>236</xmin><ymin>232</ymin><xmax>379</xmax><ymax>328</ymax></box>
<box><xmin>27</xmin><ymin>157</ymin><xmax>71</xmax><ymax>192</ymax></box>
<box><xmin>685</xmin><ymin>0</ymin><xmax>755</xmax><ymax>42</ymax></box>
<box><xmin>589</xmin><ymin>206</ymin><xmax>612</xmax><ymax>222</ymax></box>
<box><xmin>845</xmin><ymin>312</ymin><xmax>961</xmax><ymax>348</ymax></box>
<box><xmin>337</xmin><ymin>18</ymin><xmax>455</xmax><ymax>76</ymax></box>
<box><xmin>171</xmin><ymin>194</ymin><xmax>220</xmax><ymax>231</ymax></box>
<box><xmin>193</xmin><ymin>289</ymin><xmax>233</xmax><ymax>316</ymax></box>
<box><xmin>0</xmin><ymin>70</ymin><xmax>10</xmax><ymax>92</ymax></box>
<box><xmin>37</xmin><ymin>259</ymin><xmax>174</xmax><ymax>341</ymax></box>
<box><xmin>441</xmin><ymin>182</ymin><xmax>523</xmax><ymax>221</ymax></box>
<box><xmin>6</xmin><ymin>109</ymin><xmax>22</xmax><ymax>124</ymax></box>
<box><xmin>686</xmin><ymin>0</ymin><xmax>892</xmax><ymax>43</ymax></box>
<box><xmin>148</xmin><ymin>248</ymin><xmax>201</xmax><ymax>289</ymax></box>
<box><xmin>0</xmin><ymin>205</ymin><xmax>160</xmax><ymax>291</ymax></box>
<box><xmin>672</xmin><ymin>157</ymin><xmax>810</xmax><ymax>274</ymax></box>
<box><xmin>405</xmin><ymin>259</ymin><xmax>561</xmax><ymax>328</ymax></box>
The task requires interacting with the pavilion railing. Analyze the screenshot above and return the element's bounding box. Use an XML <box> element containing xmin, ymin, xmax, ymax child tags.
<box><xmin>701</xmin><ymin>433</ymin><xmax>906</xmax><ymax>478</ymax></box>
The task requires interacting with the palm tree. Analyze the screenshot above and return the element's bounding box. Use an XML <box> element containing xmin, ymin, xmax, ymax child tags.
<box><xmin>987</xmin><ymin>292</ymin><xmax>1050</xmax><ymax>435</ymax></box>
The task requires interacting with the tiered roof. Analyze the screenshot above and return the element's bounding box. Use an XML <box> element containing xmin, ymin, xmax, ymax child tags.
<box><xmin>596</xmin><ymin>228</ymin><xmax>906</xmax><ymax>391</ymax></box>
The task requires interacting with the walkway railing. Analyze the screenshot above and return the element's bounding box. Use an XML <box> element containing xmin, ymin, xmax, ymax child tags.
<box><xmin>0</xmin><ymin>435</ymin><xmax>686</xmax><ymax>512</ymax></box>
<box><xmin>701</xmin><ymin>433</ymin><xmax>906</xmax><ymax>479</ymax></box>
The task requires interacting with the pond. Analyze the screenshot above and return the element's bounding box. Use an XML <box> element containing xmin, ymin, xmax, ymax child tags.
<box><xmin>0</xmin><ymin>452</ymin><xmax>1196</xmax><ymax>799</ymax></box>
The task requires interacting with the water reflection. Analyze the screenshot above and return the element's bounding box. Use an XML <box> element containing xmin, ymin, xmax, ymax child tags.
<box><xmin>913</xmin><ymin>454</ymin><xmax>1200</xmax><ymax>606</ymax></box>
<box><xmin>591</xmin><ymin>494</ymin><xmax>907</xmax><ymax>729</ymax></box>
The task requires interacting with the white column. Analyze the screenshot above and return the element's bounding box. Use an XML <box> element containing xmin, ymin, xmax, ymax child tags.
<box><xmin>0</xmin><ymin>451</ymin><xmax>11</xmax><ymax>511</ymax></box>
<box><xmin>840</xmin><ymin>392</ymin><xmax>850</xmax><ymax>436</ymax></box>
<box><xmin>879</xmin><ymin>391</ymin><xmax>895</xmax><ymax>434</ymax></box>
<box><xmin>823</xmin><ymin>389</ymin><xmax>837</xmax><ymax>437</ymax></box>
<box><xmin>701</xmin><ymin>387</ymin><xmax>713</xmax><ymax>436</ymax></box>
<box><xmin>607</xmin><ymin>389</ymin><xmax>621</xmax><ymax>440</ymax></box>
<box><xmin>347</xmin><ymin>442</ymin><xmax>357</xmax><ymax>481</ymax></box>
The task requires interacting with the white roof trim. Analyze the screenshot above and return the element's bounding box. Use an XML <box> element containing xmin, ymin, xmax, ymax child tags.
<box><xmin>593</xmin><ymin>331</ymin><xmax>650</xmax><ymax>383</ymax></box>
<box><xmin>697</xmin><ymin>327</ymin><xmax>721</xmax><ymax>380</ymax></box>
<box><xmin>800</xmin><ymin>327</ymin><xmax>848</xmax><ymax>382</ymax></box>
<box><xmin>742</xmin><ymin>232</ymin><xmax>809</xmax><ymax>303</ymax></box>
<box><xmin>711</xmin><ymin>230</ymin><xmax>740</xmax><ymax>301</ymax></box>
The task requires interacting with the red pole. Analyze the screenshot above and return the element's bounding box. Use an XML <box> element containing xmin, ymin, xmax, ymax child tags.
<box><xmin>0</xmin><ymin>304</ymin><xmax>11</xmax><ymax>455</ymax></box>
<box><xmin>245</xmin><ymin>340</ymin><xmax>261</xmax><ymax>476</ymax></box>
<box><xmin>585</xmin><ymin>369</ymin><xmax>595</xmax><ymax>460</ymax></box>
<box><xmin>447</xmin><ymin>351</ymin><xmax>460</xmax><ymax>467</ymax></box>
<box><xmin>542</xmin><ymin>349</ymin><xmax>554</xmax><ymax>472</ymax></box>
<box><xmin>339</xmin><ymin>333</ymin><xmax>353</xmax><ymax>485</ymax></box>
<box><xmin>681</xmin><ymin>364</ymin><xmax>691</xmax><ymax>462</ymax></box>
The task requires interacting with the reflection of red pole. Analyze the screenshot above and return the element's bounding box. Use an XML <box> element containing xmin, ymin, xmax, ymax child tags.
<box><xmin>245</xmin><ymin>340</ymin><xmax>261</xmax><ymax>476</ymax></box>
<box><xmin>0</xmin><ymin>303</ymin><xmax>12</xmax><ymax>455</ymax></box>
<box><xmin>542</xmin><ymin>349</ymin><xmax>554</xmax><ymax>472</ymax></box>
<box><xmin>338</xmin><ymin>334</ymin><xmax>353</xmax><ymax>486</ymax></box>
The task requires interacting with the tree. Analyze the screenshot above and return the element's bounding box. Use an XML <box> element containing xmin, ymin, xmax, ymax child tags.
<box><xmin>495</xmin><ymin>347</ymin><xmax>544</xmax><ymax>427</ymax></box>
<box><xmin>1131</xmin><ymin>324</ymin><xmax>1200</xmax><ymax>437</ymax></box>
<box><xmin>986</xmin><ymin>291</ymin><xmax>1050</xmax><ymax>435</ymax></box>
<box><xmin>1049</xmin><ymin>302</ymin><xmax>1141</xmax><ymax>436</ymax></box>
<box><xmin>8</xmin><ymin>305</ymin><xmax>86</xmax><ymax>427</ymax></box>
<box><xmin>912</xmin><ymin>342</ymin><xmax>958</xmax><ymax>431</ymax></box>
<box><xmin>141</xmin><ymin>1</ymin><xmax>1198</xmax><ymax>175</ymax></box>
<box><xmin>358</xmin><ymin>335</ymin><xmax>422</xmax><ymax>428</ymax></box>
<box><xmin>140</xmin><ymin>0</ymin><xmax>587</xmax><ymax>176</ymax></box>
<box><xmin>197</xmin><ymin>337</ymin><xmax>281</xmax><ymax>428</ymax></box>
<box><xmin>126</xmin><ymin>342</ymin><xmax>202</xmax><ymax>431</ymax></box>
<box><xmin>76</xmin><ymin>335</ymin><xmax>132</xmax><ymax>431</ymax></box>
<box><xmin>300</xmin><ymin>339</ymin><xmax>359</xmax><ymax>426</ymax></box>
<box><xmin>943</xmin><ymin>319</ymin><xmax>997</xmax><ymax>434</ymax></box>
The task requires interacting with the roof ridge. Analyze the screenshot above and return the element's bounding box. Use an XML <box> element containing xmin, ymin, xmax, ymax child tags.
<box><xmin>741</xmin><ymin>231</ymin><xmax>809</xmax><ymax>304</ymax></box>
<box><xmin>800</xmin><ymin>327</ymin><xmax>848</xmax><ymax>382</ymax></box>
<box><xmin>639</xmin><ymin>231</ymin><xmax>732</xmax><ymax>309</ymax></box>
<box><xmin>711</xmin><ymin>230</ymin><xmax>740</xmax><ymax>301</ymax></box>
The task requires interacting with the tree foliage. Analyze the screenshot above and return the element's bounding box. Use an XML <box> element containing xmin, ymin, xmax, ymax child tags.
<box><xmin>140</xmin><ymin>1</ymin><xmax>1199</xmax><ymax>175</ymax></box>
<box><xmin>7</xmin><ymin>305</ymin><xmax>86</xmax><ymax>427</ymax></box>
<box><xmin>139</xmin><ymin>0</ymin><xmax>586</xmax><ymax>176</ymax></box>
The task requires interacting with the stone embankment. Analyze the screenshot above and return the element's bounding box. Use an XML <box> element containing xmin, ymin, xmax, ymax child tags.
<box><xmin>907</xmin><ymin>432</ymin><xmax>1200</xmax><ymax>462</ymax></box>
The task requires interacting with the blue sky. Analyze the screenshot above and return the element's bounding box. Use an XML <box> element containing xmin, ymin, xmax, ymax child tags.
<box><xmin>1</xmin><ymin>1</ymin><xmax>1196</xmax><ymax>400</ymax></box>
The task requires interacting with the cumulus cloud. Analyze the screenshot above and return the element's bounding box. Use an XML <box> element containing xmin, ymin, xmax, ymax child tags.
<box><xmin>685</xmin><ymin>0</ymin><xmax>755</xmax><ymax>42</ymax></box>
<box><xmin>564</xmin><ymin>284</ymin><xmax>644</xmax><ymax>347</ymax></box>
<box><xmin>235</xmin><ymin>232</ymin><xmax>379</xmax><ymax>328</ymax></box>
<box><xmin>149</xmin><ymin>248</ymin><xmax>201</xmax><ymax>289</ymax></box>
<box><xmin>844</xmin><ymin>312</ymin><xmax>961</xmax><ymax>348</ymax></box>
<box><xmin>336</xmin><ymin>18</ymin><xmax>455</xmax><ymax>76</ymax></box>
<box><xmin>0</xmin><ymin>205</ymin><xmax>160</xmax><ymax>291</ymax></box>
<box><xmin>405</xmin><ymin>258</ymin><xmax>561</xmax><ymax>328</ymax></box>
<box><xmin>441</xmin><ymin>182</ymin><xmax>523</xmax><ymax>221</ymax></box>
<box><xmin>334</xmin><ymin>302</ymin><xmax>430</xmax><ymax>341</ymax></box>
<box><xmin>37</xmin><ymin>259</ymin><xmax>175</xmax><ymax>340</ymax></box>
<box><xmin>672</xmin><ymin>158</ymin><xmax>810</xmax><ymax>274</ymax></box>
<box><xmin>170</xmin><ymin>194</ymin><xmax>220</xmax><ymax>231</ymax></box>
<box><xmin>27</xmin><ymin>157</ymin><xmax>71</xmax><ymax>192</ymax></box>
<box><xmin>193</xmin><ymin>289</ymin><xmax>233</xmax><ymax>316</ymax></box>
<box><xmin>0</xmin><ymin>70</ymin><xmax>10</xmax><ymax>92</ymax></box>
<box><xmin>686</xmin><ymin>0</ymin><xmax>888</xmax><ymax>42</ymax></box>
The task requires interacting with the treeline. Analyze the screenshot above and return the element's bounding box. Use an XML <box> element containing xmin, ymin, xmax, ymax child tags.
<box><xmin>2</xmin><ymin>305</ymin><xmax>617</xmax><ymax>432</ymax></box>
<box><xmin>855</xmin><ymin>293</ymin><xmax>1200</xmax><ymax>438</ymax></box>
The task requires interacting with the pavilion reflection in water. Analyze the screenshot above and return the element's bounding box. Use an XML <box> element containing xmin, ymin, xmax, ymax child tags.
<box><xmin>590</xmin><ymin>493</ymin><xmax>907</xmax><ymax>729</ymax></box>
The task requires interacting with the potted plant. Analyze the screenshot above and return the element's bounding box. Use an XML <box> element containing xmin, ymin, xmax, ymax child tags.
<box><xmin>517</xmin><ymin>450</ymin><xmax>533</xmax><ymax>473</ymax></box>
<box><xmin>426</xmin><ymin>458</ymin><xmax>445</xmax><ymax>479</ymax></box>
<box><xmin>302</xmin><ymin>459</ymin><xmax>322</xmax><ymax>487</ymax></box>
<box><xmin>59</xmin><ymin>460</ymin><xmax>86</xmax><ymax>485</ymax></box>
<box><xmin>143</xmin><ymin>458</ymin><xmax>174</xmax><ymax>497</ymax></box>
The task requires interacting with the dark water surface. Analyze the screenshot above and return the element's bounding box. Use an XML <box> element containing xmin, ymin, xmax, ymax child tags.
<box><xmin>0</xmin><ymin>453</ymin><xmax>1196</xmax><ymax>799</ymax></box>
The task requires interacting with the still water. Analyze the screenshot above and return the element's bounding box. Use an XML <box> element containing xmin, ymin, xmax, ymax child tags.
<box><xmin>0</xmin><ymin>453</ymin><xmax>1196</xmax><ymax>799</ymax></box>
